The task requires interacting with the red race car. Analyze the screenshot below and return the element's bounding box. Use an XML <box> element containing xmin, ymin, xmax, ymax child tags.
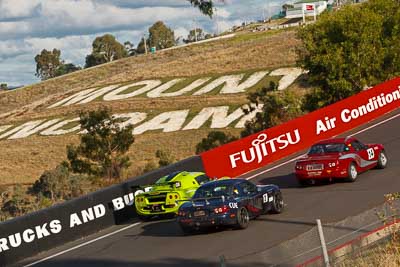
<box><xmin>295</xmin><ymin>137</ymin><xmax>388</xmax><ymax>186</ymax></box>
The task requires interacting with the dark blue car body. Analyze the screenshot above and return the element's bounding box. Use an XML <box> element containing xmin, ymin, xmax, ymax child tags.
<box><xmin>177</xmin><ymin>178</ymin><xmax>284</xmax><ymax>233</ymax></box>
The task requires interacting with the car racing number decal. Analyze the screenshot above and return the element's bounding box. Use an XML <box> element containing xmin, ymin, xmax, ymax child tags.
<box><xmin>263</xmin><ymin>193</ymin><xmax>274</xmax><ymax>203</ymax></box>
<box><xmin>367</xmin><ymin>148</ymin><xmax>375</xmax><ymax>160</ymax></box>
<box><xmin>229</xmin><ymin>202</ymin><xmax>238</xmax><ymax>208</ymax></box>
<box><xmin>263</xmin><ymin>193</ymin><xmax>268</xmax><ymax>203</ymax></box>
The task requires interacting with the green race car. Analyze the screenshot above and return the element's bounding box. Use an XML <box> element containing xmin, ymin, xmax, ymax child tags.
<box><xmin>135</xmin><ymin>171</ymin><xmax>211</xmax><ymax>219</ymax></box>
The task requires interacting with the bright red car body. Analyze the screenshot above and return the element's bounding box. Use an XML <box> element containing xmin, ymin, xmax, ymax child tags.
<box><xmin>295</xmin><ymin>137</ymin><xmax>387</xmax><ymax>185</ymax></box>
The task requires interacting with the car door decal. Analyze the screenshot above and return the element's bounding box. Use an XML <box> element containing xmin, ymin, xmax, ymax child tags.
<box><xmin>339</xmin><ymin>153</ymin><xmax>377</xmax><ymax>167</ymax></box>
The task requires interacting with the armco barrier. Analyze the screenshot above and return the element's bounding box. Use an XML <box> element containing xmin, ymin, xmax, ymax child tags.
<box><xmin>201</xmin><ymin>78</ymin><xmax>400</xmax><ymax>178</ymax></box>
<box><xmin>298</xmin><ymin>219</ymin><xmax>400</xmax><ymax>267</ymax></box>
<box><xmin>0</xmin><ymin>156</ymin><xmax>204</xmax><ymax>266</ymax></box>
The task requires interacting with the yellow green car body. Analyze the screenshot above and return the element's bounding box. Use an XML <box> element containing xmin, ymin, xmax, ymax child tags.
<box><xmin>135</xmin><ymin>171</ymin><xmax>210</xmax><ymax>218</ymax></box>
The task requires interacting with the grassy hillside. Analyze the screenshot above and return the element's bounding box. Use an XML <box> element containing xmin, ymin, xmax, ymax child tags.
<box><xmin>0</xmin><ymin>29</ymin><xmax>303</xmax><ymax>185</ymax></box>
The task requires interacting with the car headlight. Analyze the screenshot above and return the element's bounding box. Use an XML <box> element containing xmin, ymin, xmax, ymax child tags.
<box><xmin>328</xmin><ymin>162</ymin><xmax>337</xmax><ymax>168</ymax></box>
<box><xmin>175</xmin><ymin>181</ymin><xmax>181</xmax><ymax>188</ymax></box>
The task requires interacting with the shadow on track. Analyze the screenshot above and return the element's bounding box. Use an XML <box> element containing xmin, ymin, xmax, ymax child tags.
<box><xmin>132</xmin><ymin>219</ymin><xmax>228</xmax><ymax>238</ymax></box>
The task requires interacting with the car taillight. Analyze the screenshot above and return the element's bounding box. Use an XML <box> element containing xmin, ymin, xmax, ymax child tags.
<box><xmin>295</xmin><ymin>165</ymin><xmax>303</xmax><ymax>170</ymax></box>
<box><xmin>178</xmin><ymin>211</ymin><xmax>186</xmax><ymax>216</ymax></box>
<box><xmin>174</xmin><ymin>195</ymin><xmax>178</xmax><ymax>199</ymax></box>
<box><xmin>214</xmin><ymin>206</ymin><xmax>229</xmax><ymax>214</ymax></box>
<box><xmin>169</xmin><ymin>195</ymin><xmax>173</xmax><ymax>199</ymax></box>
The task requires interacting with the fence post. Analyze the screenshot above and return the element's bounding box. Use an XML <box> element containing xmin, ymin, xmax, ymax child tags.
<box><xmin>219</xmin><ymin>255</ymin><xmax>226</xmax><ymax>267</ymax></box>
<box><xmin>317</xmin><ymin>219</ymin><xmax>330</xmax><ymax>267</ymax></box>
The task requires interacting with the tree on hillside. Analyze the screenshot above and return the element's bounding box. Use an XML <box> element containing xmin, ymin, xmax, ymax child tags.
<box><xmin>35</xmin><ymin>49</ymin><xmax>63</xmax><ymax>80</ymax></box>
<box><xmin>241</xmin><ymin>86</ymin><xmax>303</xmax><ymax>138</ymax></box>
<box><xmin>124</xmin><ymin>41</ymin><xmax>137</xmax><ymax>56</ymax></box>
<box><xmin>85</xmin><ymin>34</ymin><xmax>127</xmax><ymax>68</ymax></box>
<box><xmin>55</xmin><ymin>63</ymin><xmax>82</xmax><ymax>77</ymax></box>
<box><xmin>136</xmin><ymin>21</ymin><xmax>176</xmax><ymax>54</ymax></box>
<box><xmin>187</xmin><ymin>0</ymin><xmax>225</xmax><ymax>17</ymax></box>
<box><xmin>35</xmin><ymin>49</ymin><xmax>81</xmax><ymax>80</ymax></box>
<box><xmin>149</xmin><ymin>21</ymin><xmax>176</xmax><ymax>50</ymax></box>
<box><xmin>66</xmin><ymin>107</ymin><xmax>135</xmax><ymax>180</ymax></box>
<box><xmin>297</xmin><ymin>0</ymin><xmax>400</xmax><ymax>111</ymax></box>
<box><xmin>29</xmin><ymin>164</ymin><xmax>86</xmax><ymax>202</ymax></box>
<box><xmin>136</xmin><ymin>37</ymin><xmax>149</xmax><ymax>54</ymax></box>
<box><xmin>184</xmin><ymin>28</ymin><xmax>206</xmax><ymax>43</ymax></box>
<box><xmin>1</xmin><ymin>185</ymin><xmax>31</xmax><ymax>217</ymax></box>
<box><xmin>0</xmin><ymin>83</ymin><xmax>7</xmax><ymax>90</ymax></box>
<box><xmin>196</xmin><ymin>131</ymin><xmax>238</xmax><ymax>154</ymax></box>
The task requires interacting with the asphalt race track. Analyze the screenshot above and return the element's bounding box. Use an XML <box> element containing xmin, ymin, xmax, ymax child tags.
<box><xmin>19</xmin><ymin>109</ymin><xmax>400</xmax><ymax>267</ymax></box>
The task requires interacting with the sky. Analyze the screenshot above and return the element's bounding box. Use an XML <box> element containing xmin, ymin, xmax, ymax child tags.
<box><xmin>0</xmin><ymin>0</ymin><xmax>286</xmax><ymax>87</ymax></box>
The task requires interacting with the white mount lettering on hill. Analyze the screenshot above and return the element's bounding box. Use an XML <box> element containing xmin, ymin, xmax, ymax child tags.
<box><xmin>48</xmin><ymin>68</ymin><xmax>303</xmax><ymax>108</ymax></box>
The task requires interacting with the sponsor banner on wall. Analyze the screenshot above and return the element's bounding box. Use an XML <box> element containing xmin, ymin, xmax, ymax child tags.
<box><xmin>201</xmin><ymin>78</ymin><xmax>400</xmax><ymax>178</ymax></box>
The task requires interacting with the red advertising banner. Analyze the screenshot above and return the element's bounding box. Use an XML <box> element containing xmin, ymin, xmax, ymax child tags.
<box><xmin>201</xmin><ymin>78</ymin><xmax>400</xmax><ymax>178</ymax></box>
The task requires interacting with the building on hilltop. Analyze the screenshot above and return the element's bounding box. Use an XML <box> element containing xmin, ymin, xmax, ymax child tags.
<box><xmin>285</xmin><ymin>0</ymin><xmax>328</xmax><ymax>19</ymax></box>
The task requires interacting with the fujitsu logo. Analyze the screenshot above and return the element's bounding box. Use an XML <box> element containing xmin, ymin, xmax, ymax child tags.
<box><xmin>229</xmin><ymin>129</ymin><xmax>301</xmax><ymax>168</ymax></box>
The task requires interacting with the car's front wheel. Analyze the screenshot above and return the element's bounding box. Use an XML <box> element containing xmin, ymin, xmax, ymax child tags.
<box><xmin>377</xmin><ymin>150</ymin><xmax>388</xmax><ymax>169</ymax></box>
<box><xmin>236</xmin><ymin>207</ymin><xmax>250</xmax><ymax>229</ymax></box>
<box><xmin>347</xmin><ymin>162</ymin><xmax>358</xmax><ymax>182</ymax></box>
<box><xmin>271</xmin><ymin>192</ymin><xmax>284</xmax><ymax>214</ymax></box>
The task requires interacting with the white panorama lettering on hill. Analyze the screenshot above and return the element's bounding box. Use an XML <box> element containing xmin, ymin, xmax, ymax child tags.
<box><xmin>0</xmin><ymin>119</ymin><xmax>61</xmax><ymax>140</ymax></box>
<box><xmin>0</xmin><ymin>106</ymin><xmax>260</xmax><ymax>140</ymax></box>
<box><xmin>183</xmin><ymin>106</ymin><xmax>245</xmax><ymax>130</ymax></box>
<box><xmin>46</xmin><ymin>68</ymin><xmax>303</xmax><ymax>109</ymax></box>
<box><xmin>133</xmin><ymin>110</ymin><xmax>190</xmax><ymax>135</ymax></box>
<box><xmin>40</xmin><ymin>118</ymin><xmax>81</xmax><ymax>136</ymax></box>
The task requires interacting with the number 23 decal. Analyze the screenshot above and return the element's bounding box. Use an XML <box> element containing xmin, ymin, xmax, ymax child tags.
<box><xmin>367</xmin><ymin>148</ymin><xmax>375</xmax><ymax>160</ymax></box>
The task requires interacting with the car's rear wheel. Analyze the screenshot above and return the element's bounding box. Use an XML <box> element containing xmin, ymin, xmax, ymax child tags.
<box><xmin>377</xmin><ymin>151</ymin><xmax>388</xmax><ymax>169</ymax></box>
<box><xmin>236</xmin><ymin>207</ymin><xmax>250</xmax><ymax>229</ymax></box>
<box><xmin>298</xmin><ymin>178</ymin><xmax>310</xmax><ymax>187</ymax></box>
<box><xmin>346</xmin><ymin>162</ymin><xmax>358</xmax><ymax>182</ymax></box>
<box><xmin>271</xmin><ymin>192</ymin><xmax>284</xmax><ymax>214</ymax></box>
<box><xmin>180</xmin><ymin>225</ymin><xmax>194</xmax><ymax>235</ymax></box>
<box><xmin>138</xmin><ymin>215</ymin><xmax>151</xmax><ymax>222</ymax></box>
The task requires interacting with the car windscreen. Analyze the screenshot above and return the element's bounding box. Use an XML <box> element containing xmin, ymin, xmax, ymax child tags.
<box><xmin>308</xmin><ymin>143</ymin><xmax>345</xmax><ymax>155</ymax></box>
<box><xmin>193</xmin><ymin>184</ymin><xmax>233</xmax><ymax>198</ymax></box>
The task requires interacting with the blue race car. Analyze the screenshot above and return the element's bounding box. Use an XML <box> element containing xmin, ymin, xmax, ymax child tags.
<box><xmin>177</xmin><ymin>178</ymin><xmax>284</xmax><ymax>234</ymax></box>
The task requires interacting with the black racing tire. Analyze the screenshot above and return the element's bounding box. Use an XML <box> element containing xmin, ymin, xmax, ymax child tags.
<box><xmin>270</xmin><ymin>192</ymin><xmax>284</xmax><ymax>214</ymax></box>
<box><xmin>180</xmin><ymin>225</ymin><xmax>194</xmax><ymax>235</ymax></box>
<box><xmin>346</xmin><ymin>162</ymin><xmax>358</xmax><ymax>182</ymax></box>
<box><xmin>160</xmin><ymin>213</ymin><xmax>176</xmax><ymax>220</ymax></box>
<box><xmin>138</xmin><ymin>215</ymin><xmax>151</xmax><ymax>222</ymax></box>
<box><xmin>377</xmin><ymin>150</ymin><xmax>388</xmax><ymax>169</ymax></box>
<box><xmin>236</xmin><ymin>207</ymin><xmax>250</xmax><ymax>229</ymax></box>
<box><xmin>298</xmin><ymin>178</ymin><xmax>310</xmax><ymax>187</ymax></box>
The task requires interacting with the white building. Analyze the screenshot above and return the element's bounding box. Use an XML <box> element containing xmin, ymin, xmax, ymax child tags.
<box><xmin>286</xmin><ymin>0</ymin><xmax>328</xmax><ymax>19</ymax></box>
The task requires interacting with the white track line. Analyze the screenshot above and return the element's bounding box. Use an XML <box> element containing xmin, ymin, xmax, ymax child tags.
<box><xmin>23</xmin><ymin>111</ymin><xmax>400</xmax><ymax>266</ymax></box>
<box><xmin>23</xmin><ymin>222</ymin><xmax>141</xmax><ymax>267</ymax></box>
<box><xmin>245</xmin><ymin>112</ymin><xmax>400</xmax><ymax>180</ymax></box>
